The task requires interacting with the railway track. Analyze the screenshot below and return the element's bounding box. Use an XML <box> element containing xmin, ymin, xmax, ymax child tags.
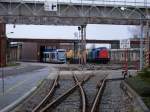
<box><xmin>31</xmin><ymin>64</ymin><xmax>108</xmax><ymax>112</ymax></box>
<box><xmin>11</xmin><ymin>64</ymin><xmax>135</xmax><ymax>112</ymax></box>
<box><xmin>32</xmin><ymin>75</ymin><xmax>59</xmax><ymax>112</ymax></box>
<box><xmin>90</xmin><ymin>75</ymin><xmax>107</xmax><ymax>112</ymax></box>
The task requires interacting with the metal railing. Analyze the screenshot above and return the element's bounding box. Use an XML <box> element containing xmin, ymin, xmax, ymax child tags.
<box><xmin>2</xmin><ymin>0</ymin><xmax>150</xmax><ymax>7</ymax></box>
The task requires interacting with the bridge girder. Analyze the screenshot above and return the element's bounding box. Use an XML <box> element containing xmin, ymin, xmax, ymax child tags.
<box><xmin>0</xmin><ymin>1</ymin><xmax>149</xmax><ymax>25</ymax></box>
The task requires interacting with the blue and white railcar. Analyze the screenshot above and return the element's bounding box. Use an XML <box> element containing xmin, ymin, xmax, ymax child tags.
<box><xmin>43</xmin><ymin>49</ymin><xmax>66</xmax><ymax>64</ymax></box>
<box><xmin>56</xmin><ymin>49</ymin><xmax>66</xmax><ymax>63</ymax></box>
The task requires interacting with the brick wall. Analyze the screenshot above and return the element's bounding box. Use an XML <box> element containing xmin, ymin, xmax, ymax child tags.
<box><xmin>21</xmin><ymin>42</ymin><xmax>38</xmax><ymax>62</ymax></box>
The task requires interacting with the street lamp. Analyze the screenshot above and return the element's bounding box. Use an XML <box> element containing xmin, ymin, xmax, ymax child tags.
<box><xmin>6</xmin><ymin>32</ymin><xmax>14</xmax><ymax>36</ymax></box>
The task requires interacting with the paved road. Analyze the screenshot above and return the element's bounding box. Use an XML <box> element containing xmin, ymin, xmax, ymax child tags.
<box><xmin>0</xmin><ymin>63</ymin><xmax>55</xmax><ymax>110</ymax></box>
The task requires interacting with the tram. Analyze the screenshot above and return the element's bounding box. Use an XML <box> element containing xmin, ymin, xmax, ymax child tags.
<box><xmin>43</xmin><ymin>49</ymin><xmax>66</xmax><ymax>64</ymax></box>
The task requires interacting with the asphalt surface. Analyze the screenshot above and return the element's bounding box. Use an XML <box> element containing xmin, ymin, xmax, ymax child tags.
<box><xmin>0</xmin><ymin>63</ymin><xmax>54</xmax><ymax>110</ymax></box>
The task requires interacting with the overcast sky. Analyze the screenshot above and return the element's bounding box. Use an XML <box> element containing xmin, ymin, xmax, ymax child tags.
<box><xmin>6</xmin><ymin>24</ymin><xmax>136</xmax><ymax>40</ymax></box>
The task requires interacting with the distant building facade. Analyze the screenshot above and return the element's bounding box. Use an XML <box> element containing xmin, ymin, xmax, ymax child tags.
<box><xmin>8</xmin><ymin>43</ymin><xmax>22</xmax><ymax>63</ymax></box>
<box><xmin>110</xmin><ymin>38</ymin><xmax>141</xmax><ymax>64</ymax></box>
<box><xmin>20</xmin><ymin>42</ymin><xmax>74</xmax><ymax>62</ymax></box>
<box><xmin>110</xmin><ymin>48</ymin><xmax>140</xmax><ymax>64</ymax></box>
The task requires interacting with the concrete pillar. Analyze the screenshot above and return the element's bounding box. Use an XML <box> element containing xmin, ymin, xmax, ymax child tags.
<box><xmin>0</xmin><ymin>22</ymin><xmax>6</xmax><ymax>67</ymax></box>
<box><xmin>80</xmin><ymin>24</ymin><xmax>87</xmax><ymax>65</ymax></box>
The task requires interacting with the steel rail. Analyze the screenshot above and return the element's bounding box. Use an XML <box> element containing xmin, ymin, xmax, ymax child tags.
<box><xmin>32</xmin><ymin>74</ymin><xmax>59</xmax><ymax>112</ymax></box>
<box><xmin>73</xmin><ymin>73</ymin><xmax>86</xmax><ymax>112</ymax></box>
<box><xmin>90</xmin><ymin>75</ymin><xmax>108</xmax><ymax>112</ymax></box>
<box><xmin>40</xmin><ymin>74</ymin><xmax>91</xmax><ymax>112</ymax></box>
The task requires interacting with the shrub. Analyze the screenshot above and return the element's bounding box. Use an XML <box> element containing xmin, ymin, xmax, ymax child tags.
<box><xmin>138</xmin><ymin>67</ymin><xmax>150</xmax><ymax>78</ymax></box>
<box><xmin>126</xmin><ymin>76</ymin><xmax>150</xmax><ymax>97</ymax></box>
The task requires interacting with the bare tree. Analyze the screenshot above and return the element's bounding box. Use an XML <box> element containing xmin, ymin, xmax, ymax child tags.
<box><xmin>90</xmin><ymin>44</ymin><xmax>95</xmax><ymax>49</ymax></box>
<box><xmin>128</xmin><ymin>26</ymin><xmax>141</xmax><ymax>39</ymax></box>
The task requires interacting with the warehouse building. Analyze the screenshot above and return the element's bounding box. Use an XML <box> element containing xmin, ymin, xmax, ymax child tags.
<box><xmin>20</xmin><ymin>42</ymin><xmax>74</xmax><ymax>62</ymax></box>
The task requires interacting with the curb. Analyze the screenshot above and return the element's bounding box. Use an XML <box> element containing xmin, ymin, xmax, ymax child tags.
<box><xmin>0</xmin><ymin>86</ymin><xmax>37</xmax><ymax>112</ymax></box>
<box><xmin>121</xmin><ymin>81</ymin><xmax>150</xmax><ymax>112</ymax></box>
<box><xmin>107</xmin><ymin>77</ymin><xmax>124</xmax><ymax>81</ymax></box>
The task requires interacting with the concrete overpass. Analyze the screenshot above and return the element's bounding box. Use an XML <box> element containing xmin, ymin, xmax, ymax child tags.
<box><xmin>8</xmin><ymin>38</ymin><xmax>119</xmax><ymax>49</ymax></box>
<box><xmin>0</xmin><ymin>0</ymin><xmax>150</xmax><ymax>25</ymax></box>
<box><xmin>8</xmin><ymin>38</ymin><xmax>142</xmax><ymax>44</ymax></box>
<box><xmin>8</xmin><ymin>38</ymin><xmax>142</xmax><ymax>49</ymax></box>
<box><xmin>8</xmin><ymin>38</ymin><xmax>119</xmax><ymax>44</ymax></box>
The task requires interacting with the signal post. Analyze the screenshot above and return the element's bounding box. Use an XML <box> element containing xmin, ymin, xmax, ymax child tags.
<box><xmin>80</xmin><ymin>24</ymin><xmax>87</xmax><ymax>65</ymax></box>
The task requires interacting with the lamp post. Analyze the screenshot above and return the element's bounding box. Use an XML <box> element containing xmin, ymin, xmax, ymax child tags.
<box><xmin>1</xmin><ymin>31</ymin><xmax>14</xmax><ymax>95</ymax></box>
<box><xmin>1</xmin><ymin>61</ymin><xmax>4</xmax><ymax>95</ymax></box>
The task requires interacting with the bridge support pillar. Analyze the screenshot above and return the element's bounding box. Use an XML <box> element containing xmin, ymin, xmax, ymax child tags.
<box><xmin>80</xmin><ymin>24</ymin><xmax>87</xmax><ymax>65</ymax></box>
<box><xmin>0</xmin><ymin>22</ymin><xmax>6</xmax><ymax>67</ymax></box>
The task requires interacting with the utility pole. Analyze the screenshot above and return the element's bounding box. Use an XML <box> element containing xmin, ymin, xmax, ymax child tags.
<box><xmin>145</xmin><ymin>21</ymin><xmax>150</xmax><ymax>67</ymax></box>
<box><xmin>145</xmin><ymin>0</ymin><xmax>150</xmax><ymax>67</ymax></box>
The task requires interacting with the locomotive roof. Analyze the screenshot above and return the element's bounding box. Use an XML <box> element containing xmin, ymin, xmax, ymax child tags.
<box><xmin>92</xmin><ymin>47</ymin><xmax>107</xmax><ymax>50</ymax></box>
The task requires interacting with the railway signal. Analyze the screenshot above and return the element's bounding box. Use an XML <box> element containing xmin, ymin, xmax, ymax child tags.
<box><xmin>78</xmin><ymin>24</ymin><xmax>87</xmax><ymax>65</ymax></box>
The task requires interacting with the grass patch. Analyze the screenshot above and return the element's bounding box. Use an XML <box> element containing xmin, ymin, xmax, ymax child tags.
<box><xmin>126</xmin><ymin>67</ymin><xmax>150</xmax><ymax>109</ymax></box>
<box><xmin>6</xmin><ymin>62</ymin><xmax>20</xmax><ymax>67</ymax></box>
<box><xmin>126</xmin><ymin>76</ymin><xmax>150</xmax><ymax>97</ymax></box>
<box><xmin>143</xmin><ymin>97</ymin><xmax>150</xmax><ymax>109</ymax></box>
<box><xmin>138</xmin><ymin>67</ymin><xmax>150</xmax><ymax>79</ymax></box>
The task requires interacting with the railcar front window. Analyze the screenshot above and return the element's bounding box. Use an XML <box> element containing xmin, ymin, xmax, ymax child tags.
<box><xmin>58</xmin><ymin>51</ymin><xmax>65</xmax><ymax>59</ymax></box>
